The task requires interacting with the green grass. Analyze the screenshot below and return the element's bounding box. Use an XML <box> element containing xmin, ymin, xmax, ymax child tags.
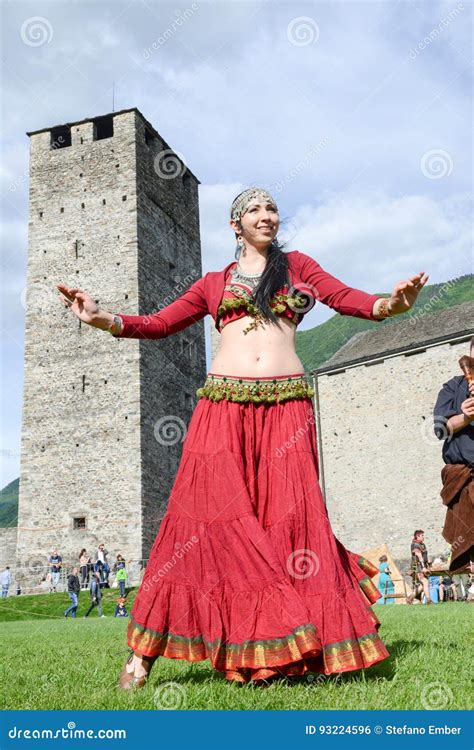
<box><xmin>0</xmin><ymin>587</ymin><xmax>138</xmax><ymax>622</ymax></box>
<box><xmin>0</xmin><ymin>593</ymin><xmax>472</xmax><ymax>711</ymax></box>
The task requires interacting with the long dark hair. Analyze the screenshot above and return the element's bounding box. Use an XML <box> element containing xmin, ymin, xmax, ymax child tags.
<box><xmin>234</xmin><ymin>238</ymin><xmax>291</xmax><ymax>326</ymax></box>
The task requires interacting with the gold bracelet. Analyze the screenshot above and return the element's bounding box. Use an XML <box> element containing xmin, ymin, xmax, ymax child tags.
<box><xmin>107</xmin><ymin>314</ymin><xmax>122</xmax><ymax>335</ymax></box>
<box><xmin>377</xmin><ymin>298</ymin><xmax>393</xmax><ymax>319</ymax></box>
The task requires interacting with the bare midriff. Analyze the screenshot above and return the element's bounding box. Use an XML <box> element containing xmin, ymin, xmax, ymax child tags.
<box><xmin>210</xmin><ymin>314</ymin><xmax>305</xmax><ymax>377</ymax></box>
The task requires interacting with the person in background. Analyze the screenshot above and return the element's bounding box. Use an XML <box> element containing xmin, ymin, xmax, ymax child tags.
<box><xmin>64</xmin><ymin>567</ymin><xmax>81</xmax><ymax>618</ymax></box>
<box><xmin>48</xmin><ymin>549</ymin><xmax>62</xmax><ymax>593</ymax></box>
<box><xmin>433</xmin><ymin>337</ymin><xmax>474</xmax><ymax>574</ymax></box>
<box><xmin>95</xmin><ymin>543</ymin><xmax>110</xmax><ymax>587</ymax></box>
<box><xmin>377</xmin><ymin>555</ymin><xmax>395</xmax><ymax>605</ymax></box>
<box><xmin>79</xmin><ymin>549</ymin><xmax>91</xmax><ymax>589</ymax></box>
<box><xmin>410</xmin><ymin>530</ymin><xmax>432</xmax><ymax>605</ymax></box>
<box><xmin>114</xmin><ymin>597</ymin><xmax>129</xmax><ymax>617</ymax></box>
<box><xmin>93</xmin><ymin>559</ymin><xmax>104</xmax><ymax>588</ymax></box>
<box><xmin>1</xmin><ymin>566</ymin><xmax>12</xmax><ymax>598</ymax></box>
<box><xmin>84</xmin><ymin>569</ymin><xmax>106</xmax><ymax>618</ymax></box>
<box><xmin>113</xmin><ymin>555</ymin><xmax>127</xmax><ymax>598</ymax></box>
<box><xmin>427</xmin><ymin>560</ymin><xmax>441</xmax><ymax>603</ymax></box>
<box><xmin>440</xmin><ymin>574</ymin><xmax>458</xmax><ymax>602</ymax></box>
<box><xmin>466</xmin><ymin>574</ymin><xmax>474</xmax><ymax>602</ymax></box>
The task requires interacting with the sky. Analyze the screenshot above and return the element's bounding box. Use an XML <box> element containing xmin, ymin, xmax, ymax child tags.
<box><xmin>1</xmin><ymin>0</ymin><xmax>472</xmax><ymax>487</ymax></box>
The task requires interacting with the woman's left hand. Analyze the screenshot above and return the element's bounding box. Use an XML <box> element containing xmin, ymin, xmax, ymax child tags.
<box><xmin>388</xmin><ymin>272</ymin><xmax>429</xmax><ymax>315</ymax></box>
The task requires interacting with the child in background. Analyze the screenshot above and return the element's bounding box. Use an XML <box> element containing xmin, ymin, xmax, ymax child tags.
<box><xmin>114</xmin><ymin>555</ymin><xmax>127</xmax><ymax>598</ymax></box>
<box><xmin>114</xmin><ymin>597</ymin><xmax>128</xmax><ymax>617</ymax></box>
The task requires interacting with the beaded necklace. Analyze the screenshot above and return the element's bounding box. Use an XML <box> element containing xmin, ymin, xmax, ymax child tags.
<box><xmin>230</xmin><ymin>263</ymin><xmax>263</xmax><ymax>290</ymax></box>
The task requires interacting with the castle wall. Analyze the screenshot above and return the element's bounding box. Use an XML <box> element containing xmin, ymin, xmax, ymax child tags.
<box><xmin>316</xmin><ymin>340</ymin><xmax>468</xmax><ymax>562</ymax></box>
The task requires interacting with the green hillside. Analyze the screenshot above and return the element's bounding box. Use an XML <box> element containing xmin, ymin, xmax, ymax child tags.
<box><xmin>0</xmin><ymin>477</ymin><xmax>19</xmax><ymax>527</ymax></box>
<box><xmin>296</xmin><ymin>274</ymin><xmax>473</xmax><ymax>374</ymax></box>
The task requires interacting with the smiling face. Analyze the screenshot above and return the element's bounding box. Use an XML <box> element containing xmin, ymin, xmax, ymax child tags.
<box><xmin>230</xmin><ymin>197</ymin><xmax>280</xmax><ymax>249</ymax></box>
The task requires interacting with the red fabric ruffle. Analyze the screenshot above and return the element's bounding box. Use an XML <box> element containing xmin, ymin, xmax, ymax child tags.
<box><xmin>128</xmin><ymin>394</ymin><xmax>390</xmax><ymax>682</ymax></box>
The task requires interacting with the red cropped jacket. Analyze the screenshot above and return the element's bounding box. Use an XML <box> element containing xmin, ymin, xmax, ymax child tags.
<box><xmin>112</xmin><ymin>250</ymin><xmax>382</xmax><ymax>339</ymax></box>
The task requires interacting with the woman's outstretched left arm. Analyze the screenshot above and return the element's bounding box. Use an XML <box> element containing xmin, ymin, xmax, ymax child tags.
<box><xmin>295</xmin><ymin>251</ymin><xmax>428</xmax><ymax>321</ymax></box>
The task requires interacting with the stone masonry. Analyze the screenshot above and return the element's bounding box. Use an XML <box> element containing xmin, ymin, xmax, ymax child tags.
<box><xmin>16</xmin><ymin>108</ymin><xmax>206</xmax><ymax>579</ymax></box>
<box><xmin>313</xmin><ymin>318</ymin><xmax>473</xmax><ymax>564</ymax></box>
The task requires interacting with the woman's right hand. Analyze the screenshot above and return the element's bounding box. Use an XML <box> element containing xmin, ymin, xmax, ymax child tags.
<box><xmin>56</xmin><ymin>284</ymin><xmax>100</xmax><ymax>325</ymax></box>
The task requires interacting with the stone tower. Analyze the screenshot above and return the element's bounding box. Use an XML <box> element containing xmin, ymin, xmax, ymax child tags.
<box><xmin>17</xmin><ymin>108</ymin><xmax>206</xmax><ymax>576</ymax></box>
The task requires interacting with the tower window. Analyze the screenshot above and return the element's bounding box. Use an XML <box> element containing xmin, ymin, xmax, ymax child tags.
<box><xmin>93</xmin><ymin>115</ymin><xmax>114</xmax><ymax>141</ymax></box>
<box><xmin>145</xmin><ymin>127</ymin><xmax>156</xmax><ymax>146</ymax></box>
<box><xmin>50</xmin><ymin>126</ymin><xmax>71</xmax><ymax>149</ymax></box>
<box><xmin>72</xmin><ymin>516</ymin><xmax>86</xmax><ymax>530</ymax></box>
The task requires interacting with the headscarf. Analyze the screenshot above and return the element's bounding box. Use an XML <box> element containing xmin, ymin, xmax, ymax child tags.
<box><xmin>230</xmin><ymin>187</ymin><xmax>278</xmax><ymax>223</ymax></box>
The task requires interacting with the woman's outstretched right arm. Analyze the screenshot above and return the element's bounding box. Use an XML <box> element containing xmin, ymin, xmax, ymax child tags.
<box><xmin>56</xmin><ymin>274</ymin><xmax>209</xmax><ymax>340</ymax></box>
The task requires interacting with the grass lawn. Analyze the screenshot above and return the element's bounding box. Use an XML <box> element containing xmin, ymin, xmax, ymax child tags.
<box><xmin>0</xmin><ymin>591</ymin><xmax>472</xmax><ymax>711</ymax></box>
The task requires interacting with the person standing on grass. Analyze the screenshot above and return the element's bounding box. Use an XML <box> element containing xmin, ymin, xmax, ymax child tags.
<box><xmin>1</xmin><ymin>566</ymin><xmax>12</xmax><ymax>598</ymax></box>
<box><xmin>64</xmin><ymin>567</ymin><xmax>81</xmax><ymax>618</ymax></box>
<box><xmin>410</xmin><ymin>530</ymin><xmax>432</xmax><ymax>605</ymax></box>
<box><xmin>84</xmin><ymin>569</ymin><xmax>106</xmax><ymax>618</ymax></box>
<box><xmin>433</xmin><ymin>336</ymin><xmax>474</xmax><ymax>575</ymax></box>
<box><xmin>114</xmin><ymin>555</ymin><xmax>127</xmax><ymax>598</ymax></box>
<box><xmin>95</xmin><ymin>543</ymin><xmax>110</xmax><ymax>587</ymax></box>
<box><xmin>48</xmin><ymin>549</ymin><xmax>62</xmax><ymax>593</ymax></box>
<box><xmin>79</xmin><ymin>549</ymin><xmax>91</xmax><ymax>589</ymax></box>
<box><xmin>377</xmin><ymin>556</ymin><xmax>395</xmax><ymax>605</ymax></box>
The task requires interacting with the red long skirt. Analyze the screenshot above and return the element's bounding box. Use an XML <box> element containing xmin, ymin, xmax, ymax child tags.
<box><xmin>127</xmin><ymin>372</ymin><xmax>390</xmax><ymax>683</ymax></box>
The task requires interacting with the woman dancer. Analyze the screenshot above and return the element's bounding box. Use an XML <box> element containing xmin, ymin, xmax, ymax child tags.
<box><xmin>57</xmin><ymin>187</ymin><xmax>428</xmax><ymax>688</ymax></box>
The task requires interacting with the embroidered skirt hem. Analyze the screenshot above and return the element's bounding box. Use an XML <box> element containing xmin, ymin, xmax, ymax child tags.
<box><xmin>127</xmin><ymin>373</ymin><xmax>390</xmax><ymax>683</ymax></box>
